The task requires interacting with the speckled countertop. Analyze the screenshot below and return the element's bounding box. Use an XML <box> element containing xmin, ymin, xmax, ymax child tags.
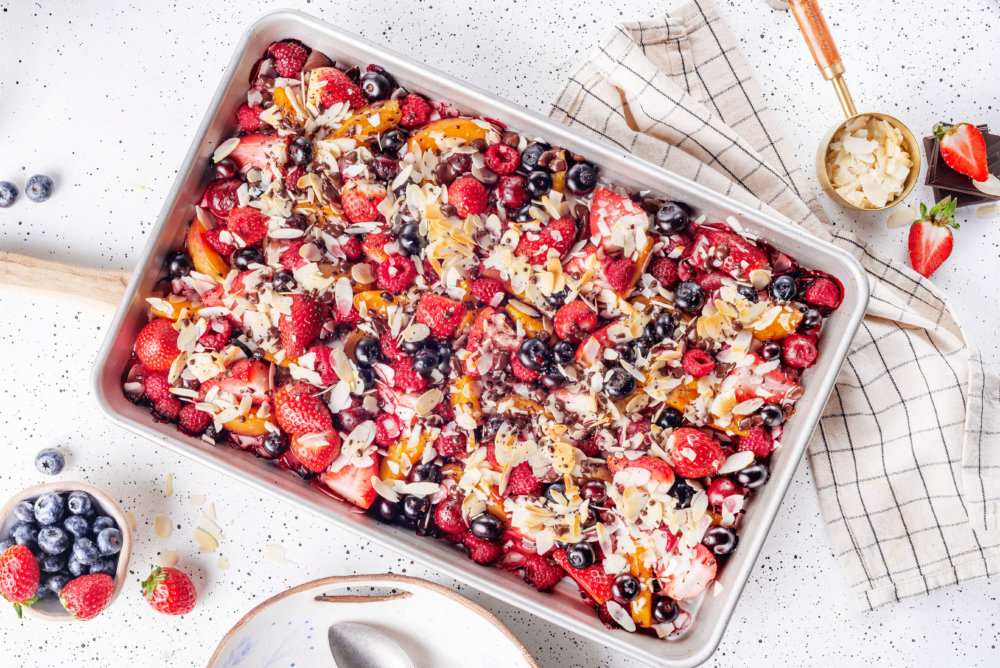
<box><xmin>1</xmin><ymin>1</ymin><xmax>998</xmax><ymax>666</ymax></box>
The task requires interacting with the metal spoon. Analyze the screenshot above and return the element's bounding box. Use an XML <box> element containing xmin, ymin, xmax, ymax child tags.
<box><xmin>327</xmin><ymin>622</ymin><xmax>414</xmax><ymax>668</ymax></box>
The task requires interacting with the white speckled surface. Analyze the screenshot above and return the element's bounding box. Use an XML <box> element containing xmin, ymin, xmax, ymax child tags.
<box><xmin>1</xmin><ymin>1</ymin><xmax>998</xmax><ymax>666</ymax></box>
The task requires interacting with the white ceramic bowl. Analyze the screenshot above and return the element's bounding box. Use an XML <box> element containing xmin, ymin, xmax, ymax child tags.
<box><xmin>0</xmin><ymin>481</ymin><xmax>133</xmax><ymax>621</ymax></box>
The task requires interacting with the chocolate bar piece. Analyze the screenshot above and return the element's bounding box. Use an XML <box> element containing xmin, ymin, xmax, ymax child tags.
<box><xmin>924</xmin><ymin>125</ymin><xmax>1000</xmax><ymax>204</ymax></box>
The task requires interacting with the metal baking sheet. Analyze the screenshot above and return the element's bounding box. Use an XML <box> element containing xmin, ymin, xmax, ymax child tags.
<box><xmin>91</xmin><ymin>10</ymin><xmax>869</xmax><ymax>666</ymax></box>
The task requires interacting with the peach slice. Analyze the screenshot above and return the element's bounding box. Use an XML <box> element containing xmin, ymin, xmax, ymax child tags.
<box><xmin>449</xmin><ymin>375</ymin><xmax>482</xmax><ymax>424</ymax></box>
<box><xmin>664</xmin><ymin>382</ymin><xmax>749</xmax><ymax>437</ymax></box>
<box><xmin>380</xmin><ymin>430</ymin><xmax>431</xmax><ymax>482</ymax></box>
<box><xmin>354</xmin><ymin>290</ymin><xmax>404</xmax><ymax>319</ymax></box>
<box><xmin>186</xmin><ymin>218</ymin><xmax>229</xmax><ymax>283</ymax></box>
<box><xmin>406</xmin><ymin>117</ymin><xmax>493</xmax><ymax>154</ymax></box>
<box><xmin>224</xmin><ymin>409</ymin><xmax>274</xmax><ymax>437</ymax></box>
<box><xmin>752</xmin><ymin>305</ymin><xmax>803</xmax><ymax>341</ymax></box>
<box><xmin>150</xmin><ymin>299</ymin><xmax>200</xmax><ymax>322</ymax></box>
<box><xmin>505</xmin><ymin>303</ymin><xmax>547</xmax><ymax>338</ymax></box>
<box><xmin>629</xmin><ymin>548</ymin><xmax>654</xmax><ymax>628</ymax></box>
<box><xmin>331</xmin><ymin>100</ymin><xmax>401</xmax><ymax>143</ymax></box>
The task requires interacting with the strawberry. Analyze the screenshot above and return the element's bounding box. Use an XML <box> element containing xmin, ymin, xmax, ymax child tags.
<box><xmin>268</xmin><ymin>40</ymin><xmax>309</xmax><ymax>78</ymax></box>
<box><xmin>737</xmin><ymin>426</ymin><xmax>773</xmax><ymax>458</ymax></box>
<box><xmin>803</xmin><ymin>275</ymin><xmax>842</xmax><ymax>309</ymax></box>
<box><xmin>668</xmin><ymin>428</ymin><xmax>725</xmax><ymax>478</ymax></box>
<box><xmin>201</xmin><ymin>359</ymin><xmax>270</xmax><ymax>403</ymax></box>
<box><xmin>552</xmin><ymin>549</ymin><xmax>613</xmax><ymax>604</ymax></box>
<box><xmin>510</xmin><ymin>355</ymin><xmax>540</xmax><ymax>382</ymax></box>
<box><xmin>227</xmin><ymin>206</ymin><xmax>270</xmax><ymax>246</ymax></box>
<box><xmin>229</xmin><ymin>132</ymin><xmax>281</xmax><ymax>175</ymax></box>
<box><xmin>307</xmin><ymin>345</ymin><xmax>338</xmax><ymax>385</ymax></box>
<box><xmin>142</xmin><ymin>369</ymin><xmax>172</xmax><ymax>403</ymax></box>
<box><xmin>319</xmin><ymin>456</ymin><xmax>379</xmax><ymax>508</ymax></box>
<box><xmin>484</xmin><ymin>440</ymin><xmax>500</xmax><ymax>469</ymax></box>
<box><xmin>279</xmin><ymin>240</ymin><xmax>308</xmax><ymax>271</ymax></box>
<box><xmin>59</xmin><ymin>574</ymin><xmax>114</xmax><ymax>620</ymax></box>
<box><xmin>274</xmin><ymin>382</ymin><xmax>333</xmax><ymax>434</ymax></box>
<box><xmin>663</xmin><ymin>233</ymin><xmax>693</xmax><ymax>259</ymax></box>
<box><xmin>398</xmin><ymin>93</ymin><xmax>432</xmax><ymax>127</ymax></box>
<box><xmin>310</xmin><ymin>67</ymin><xmax>365</xmax><ymax>109</ymax></box>
<box><xmin>464</xmin><ymin>533</ymin><xmax>503</xmax><ymax>564</ymax></box>
<box><xmin>602</xmin><ymin>256</ymin><xmax>636</xmax><ymax>293</ymax></box>
<box><xmin>141</xmin><ymin>566</ymin><xmax>197</xmax><ymax>615</ymax></box>
<box><xmin>362</xmin><ymin>231</ymin><xmax>395</xmax><ymax>263</ymax></box>
<box><xmin>153</xmin><ymin>397</ymin><xmax>183</xmax><ymax>421</ymax></box>
<box><xmin>515</xmin><ymin>217</ymin><xmax>576</xmax><ymax>265</ymax></box>
<box><xmin>447</xmin><ymin>177</ymin><xmax>488</xmax><ymax>217</ymax></box>
<box><xmin>522</xmin><ymin>555</ymin><xmax>564</xmax><ymax>591</ymax></box>
<box><xmin>380</xmin><ymin>335</ymin><xmax>406</xmax><ymax>361</ymax></box>
<box><xmin>415</xmin><ymin>294</ymin><xmax>467</xmax><ymax>339</ymax></box>
<box><xmin>733</xmin><ymin>354</ymin><xmax>800</xmax><ymax>403</ymax></box>
<box><xmin>341</xmin><ymin>235</ymin><xmax>362</xmax><ymax>260</ymax></box>
<box><xmin>0</xmin><ymin>545</ymin><xmax>39</xmax><ymax>617</ymax></box>
<box><xmin>553</xmin><ymin>300</ymin><xmax>598</xmax><ymax>342</ymax></box>
<box><xmin>236</xmin><ymin>103</ymin><xmax>261</xmax><ymax>132</ymax></box>
<box><xmin>588</xmin><ymin>187</ymin><xmax>648</xmax><ymax>250</ymax></box>
<box><xmin>279</xmin><ymin>295</ymin><xmax>326</xmax><ymax>359</ymax></box>
<box><xmin>908</xmin><ymin>197</ymin><xmax>959</xmax><ymax>278</ymax></box>
<box><xmin>682</xmin><ymin>348</ymin><xmax>716</xmax><ymax>377</ymax></box>
<box><xmin>607</xmin><ymin>454</ymin><xmax>675</xmax><ymax>489</ymax></box>
<box><xmin>692</xmin><ymin>229</ymin><xmax>768</xmax><ymax>279</ymax></box>
<box><xmin>135</xmin><ymin>319</ymin><xmax>180</xmax><ymax>371</ymax></box>
<box><xmin>469</xmin><ymin>277</ymin><xmax>505</xmax><ymax>306</ymax></box>
<box><xmin>198</xmin><ymin>317</ymin><xmax>232</xmax><ymax>351</ymax></box>
<box><xmin>506</xmin><ymin>461</ymin><xmax>540</xmax><ymax>495</ymax></box>
<box><xmin>657</xmin><ymin>544</ymin><xmax>717</xmax><ymax>600</ymax></box>
<box><xmin>178</xmin><ymin>404</ymin><xmax>212</xmax><ymax>435</ymax></box>
<box><xmin>434</xmin><ymin>496</ymin><xmax>468</xmax><ymax>534</ymax></box>
<box><xmin>341</xmin><ymin>179</ymin><xmax>386</xmax><ymax>224</ymax></box>
<box><xmin>781</xmin><ymin>333</ymin><xmax>818</xmax><ymax>368</ymax></box>
<box><xmin>696</xmin><ymin>271</ymin><xmax>729</xmax><ymax>293</ymax></box>
<box><xmin>290</xmin><ymin>431</ymin><xmax>342</xmax><ymax>472</ymax></box>
<box><xmin>391</xmin><ymin>357</ymin><xmax>428</xmax><ymax>392</ymax></box>
<box><xmin>649</xmin><ymin>257</ymin><xmax>680</xmax><ymax>288</ymax></box>
<box><xmin>707</xmin><ymin>477</ymin><xmax>743</xmax><ymax>507</ymax></box>
<box><xmin>202</xmin><ymin>226</ymin><xmax>236</xmax><ymax>257</ymax></box>
<box><xmin>376</xmin><ymin>253</ymin><xmax>417</xmax><ymax>292</ymax></box>
<box><xmin>374</xmin><ymin>413</ymin><xmax>401</xmax><ymax>447</ymax></box>
<box><xmin>934</xmin><ymin>122</ymin><xmax>989</xmax><ymax>181</ymax></box>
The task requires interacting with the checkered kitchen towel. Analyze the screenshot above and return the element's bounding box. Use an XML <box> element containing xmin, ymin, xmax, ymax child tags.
<box><xmin>548</xmin><ymin>0</ymin><xmax>1000</xmax><ymax>610</ymax></box>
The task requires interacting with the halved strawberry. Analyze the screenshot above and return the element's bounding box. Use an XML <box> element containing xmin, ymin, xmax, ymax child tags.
<box><xmin>656</xmin><ymin>544</ymin><xmax>717</xmax><ymax>600</ymax></box>
<box><xmin>199</xmin><ymin>359</ymin><xmax>270</xmax><ymax>404</ymax></box>
<box><xmin>934</xmin><ymin>122</ymin><xmax>989</xmax><ymax>182</ymax></box>
<box><xmin>514</xmin><ymin>217</ymin><xmax>577</xmax><ymax>265</ymax></box>
<box><xmin>319</xmin><ymin>457</ymin><xmax>379</xmax><ymax>508</ymax></box>
<box><xmin>135</xmin><ymin>319</ymin><xmax>180</xmax><ymax>371</ymax></box>
<box><xmin>908</xmin><ymin>197</ymin><xmax>959</xmax><ymax>278</ymax></box>
<box><xmin>278</xmin><ymin>295</ymin><xmax>326</xmax><ymax>359</ymax></box>
<box><xmin>290</xmin><ymin>431</ymin><xmax>342</xmax><ymax>473</ymax></box>
<box><xmin>273</xmin><ymin>381</ymin><xmax>333</xmax><ymax>435</ymax></box>
<box><xmin>415</xmin><ymin>294</ymin><xmax>466</xmax><ymax>339</ymax></box>
<box><xmin>607</xmin><ymin>454</ymin><xmax>676</xmax><ymax>490</ymax></box>
<box><xmin>227</xmin><ymin>206</ymin><xmax>270</xmax><ymax>246</ymax></box>
<box><xmin>307</xmin><ymin>67</ymin><xmax>365</xmax><ymax>110</ymax></box>
<box><xmin>552</xmin><ymin>549</ymin><xmax>613</xmax><ymax>604</ymax></box>
<box><xmin>229</xmin><ymin>132</ymin><xmax>282</xmax><ymax>176</ymax></box>
<box><xmin>588</xmin><ymin>187</ymin><xmax>648</xmax><ymax>251</ymax></box>
<box><xmin>341</xmin><ymin>179</ymin><xmax>386</xmax><ymax>224</ymax></box>
<box><xmin>691</xmin><ymin>229</ymin><xmax>768</xmax><ymax>279</ymax></box>
<box><xmin>732</xmin><ymin>353</ymin><xmax>800</xmax><ymax>403</ymax></box>
<box><xmin>668</xmin><ymin>428</ymin><xmax>724</xmax><ymax>478</ymax></box>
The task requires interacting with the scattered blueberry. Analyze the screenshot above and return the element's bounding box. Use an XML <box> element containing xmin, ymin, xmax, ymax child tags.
<box><xmin>0</xmin><ymin>181</ymin><xmax>18</xmax><ymax>208</ymax></box>
<box><xmin>760</xmin><ymin>341</ymin><xmax>782</xmax><ymax>361</ymax></box>
<box><xmin>232</xmin><ymin>247</ymin><xmax>265</xmax><ymax>271</ymax></box>
<box><xmin>37</xmin><ymin>526</ymin><xmax>71</xmax><ymax>555</ymax></box>
<box><xmin>67</xmin><ymin>554</ymin><xmax>87</xmax><ymax>577</ymax></box>
<box><xmin>736</xmin><ymin>463</ymin><xmax>770</xmax><ymax>489</ymax></box>
<box><xmin>90</xmin><ymin>516</ymin><xmax>115</xmax><ymax>535</ymax></box>
<box><xmin>12</xmin><ymin>500</ymin><xmax>35</xmax><ymax>524</ymax></box>
<box><xmin>545</xmin><ymin>288</ymin><xmax>568</xmax><ymax>309</ymax></box>
<box><xmin>410</xmin><ymin>463</ymin><xmax>441</xmax><ymax>484</ymax></box>
<box><xmin>400</xmin><ymin>495</ymin><xmax>430</xmax><ymax>522</ymax></box>
<box><xmin>24</xmin><ymin>174</ymin><xmax>54</xmax><ymax>203</ymax></box>
<box><xmin>525</xmin><ymin>170</ymin><xmax>553</xmax><ymax>198</ymax></box>
<box><xmin>656</xmin><ymin>407</ymin><xmax>683</xmax><ymax>430</ymax></box>
<box><xmin>604</xmin><ymin>367</ymin><xmax>637</xmax><ymax>400</ymax></box>
<box><xmin>378</xmin><ymin>128</ymin><xmax>408</xmax><ymax>155</ymax></box>
<box><xmin>34</xmin><ymin>493</ymin><xmax>65</xmax><ymax>525</ymax></box>
<box><xmin>517</xmin><ymin>337</ymin><xmax>552</xmax><ymax>371</ymax></box>
<box><xmin>513</xmin><ymin>203</ymin><xmax>536</xmax><ymax>223</ymax></box>
<box><xmin>565</xmin><ymin>161</ymin><xmax>598</xmax><ymax>195</ymax></box>
<box><xmin>374</xmin><ymin>499</ymin><xmax>397</xmax><ymax>523</ymax></box>
<box><xmin>769</xmin><ymin>274</ymin><xmax>798</xmax><ymax>301</ymax></box>
<box><xmin>760</xmin><ymin>403</ymin><xmax>784</xmax><ymax>427</ymax></box>
<box><xmin>611</xmin><ymin>573</ymin><xmax>640</xmax><ymax>604</ymax></box>
<box><xmin>66</xmin><ymin>491</ymin><xmax>92</xmax><ymax>515</ymax></box>
<box><xmin>654</xmin><ymin>202</ymin><xmax>689</xmax><ymax>234</ymax></box>
<box><xmin>566</xmin><ymin>542</ymin><xmax>595</xmax><ymax>569</ymax></box>
<box><xmin>674</xmin><ymin>281</ymin><xmax>706</xmax><ymax>313</ymax></box>
<box><xmin>353</xmin><ymin>336</ymin><xmax>381</xmax><ymax>367</ymax></box>
<box><xmin>261</xmin><ymin>432</ymin><xmax>288</xmax><ymax>458</ymax></box>
<box><xmin>96</xmin><ymin>527</ymin><xmax>123</xmax><ymax>556</ymax></box>
<box><xmin>63</xmin><ymin>514</ymin><xmax>90</xmax><ymax>539</ymax></box>
<box><xmin>357</xmin><ymin>366</ymin><xmax>376</xmax><ymax>392</ymax></box>
<box><xmin>72</xmin><ymin>537</ymin><xmax>100</xmax><ymax>566</ymax></box>
<box><xmin>34</xmin><ymin>448</ymin><xmax>65</xmax><ymax>476</ymax></box>
<box><xmin>412</xmin><ymin>348</ymin><xmax>439</xmax><ymax>376</ymax></box>
<box><xmin>165</xmin><ymin>251</ymin><xmax>192</xmax><ymax>278</ymax></box>
<box><xmin>272</xmin><ymin>268</ymin><xmax>296</xmax><ymax>292</ymax></box>
<box><xmin>801</xmin><ymin>308</ymin><xmax>823</xmax><ymax>330</ymax></box>
<box><xmin>654</xmin><ymin>313</ymin><xmax>676</xmax><ymax>340</ymax></box>
<box><xmin>519</xmin><ymin>142</ymin><xmax>550</xmax><ymax>171</ymax></box>
<box><xmin>39</xmin><ymin>553</ymin><xmax>67</xmax><ymax>574</ymax></box>
<box><xmin>670</xmin><ymin>478</ymin><xmax>696</xmax><ymax>508</ymax></box>
<box><xmin>398</xmin><ymin>222</ymin><xmax>425</xmax><ymax>256</ymax></box>
<box><xmin>288</xmin><ymin>136</ymin><xmax>314</xmax><ymax>167</ymax></box>
<box><xmin>552</xmin><ymin>340</ymin><xmax>575</xmax><ymax>365</ymax></box>
<box><xmin>9</xmin><ymin>522</ymin><xmax>38</xmax><ymax>547</ymax></box>
<box><xmin>543</xmin><ymin>481</ymin><xmax>567</xmax><ymax>504</ymax></box>
<box><xmin>702</xmin><ymin>525</ymin><xmax>739</xmax><ymax>556</ymax></box>
<box><xmin>652</xmin><ymin>597</ymin><xmax>679</xmax><ymax>624</ymax></box>
<box><xmin>44</xmin><ymin>573</ymin><xmax>73</xmax><ymax>597</ymax></box>
<box><xmin>539</xmin><ymin>368</ymin><xmax>566</xmax><ymax>389</ymax></box>
<box><xmin>469</xmin><ymin>513</ymin><xmax>503</xmax><ymax>542</ymax></box>
<box><xmin>89</xmin><ymin>557</ymin><xmax>117</xmax><ymax>577</ymax></box>
<box><xmin>400</xmin><ymin>339</ymin><xmax>424</xmax><ymax>356</ymax></box>
<box><xmin>737</xmin><ymin>285</ymin><xmax>759</xmax><ymax>303</ymax></box>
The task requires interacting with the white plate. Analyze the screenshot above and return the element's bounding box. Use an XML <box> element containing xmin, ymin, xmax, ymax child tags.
<box><xmin>208</xmin><ymin>574</ymin><xmax>538</xmax><ymax>668</ymax></box>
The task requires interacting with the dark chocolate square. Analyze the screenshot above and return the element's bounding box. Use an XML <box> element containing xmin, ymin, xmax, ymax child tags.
<box><xmin>922</xmin><ymin>135</ymin><xmax>996</xmax><ymax>209</ymax></box>
<box><xmin>924</xmin><ymin>125</ymin><xmax>999</xmax><ymax>201</ymax></box>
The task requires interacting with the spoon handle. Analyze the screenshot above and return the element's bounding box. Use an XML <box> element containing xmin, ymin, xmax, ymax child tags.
<box><xmin>787</xmin><ymin>0</ymin><xmax>843</xmax><ymax>79</ymax></box>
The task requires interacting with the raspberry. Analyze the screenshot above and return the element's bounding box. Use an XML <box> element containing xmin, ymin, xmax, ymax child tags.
<box><xmin>203</xmin><ymin>227</ymin><xmax>235</xmax><ymax>257</ymax></box>
<box><xmin>575</xmin><ymin>437</ymin><xmax>600</xmax><ymax>458</ymax></box>
<box><xmin>391</xmin><ymin>357</ymin><xmax>428</xmax><ymax>392</ymax></box>
<box><xmin>602</xmin><ymin>257</ymin><xmax>635</xmax><ymax>293</ymax></box>
<box><xmin>464</xmin><ymin>533</ymin><xmax>503</xmax><ymax>564</ymax></box>
<box><xmin>142</xmin><ymin>370</ymin><xmax>172</xmax><ymax>403</ymax></box>
<box><xmin>469</xmin><ymin>277</ymin><xmax>505</xmax><ymax>306</ymax></box>
<box><xmin>523</xmin><ymin>555</ymin><xmax>563</xmax><ymax>591</ymax></box>
<box><xmin>399</xmin><ymin>94</ymin><xmax>432</xmax><ymax>127</ymax></box>
<box><xmin>803</xmin><ymin>276</ymin><xmax>841</xmax><ymax>309</ymax></box>
<box><xmin>682</xmin><ymin>348</ymin><xmax>716</xmax><ymax>377</ymax></box>
<box><xmin>507</xmin><ymin>462</ymin><xmax>540</xmax><ymax>496</ymax></box>
<box><xmin>374</xmin><ymin>413</ymin><xmax>401</xmax><ymax>447</ymax></box>
<box><xmin>308</xmin><ymin>345</ymin><xmax>339</xmax><ymax>385</ymax></box>
<box><xmin>380</xmin><ymin>336</ymin><xmax>406</xmax><ymax>361</ymax></box>
<box><xmin>227</xmin><ymin>206</ymin><xmax>269</xmax><ymax>246</ymax></box>
<box><xmin>433</xmin><ymin>497</ymin><xmax>467</xmax><ymax>534</ymax></box>
<box><xmin>782</xmin><ymin>333</ymin><xmax>818</xmax><ymax>368</ymax></box>
<box><xmin>663</xmin><ymin>234</ymin><xmax>693</xmax><ymax>259</ymax></box>
<box><xmin>236</xmin><ymin>103</ymin><xmax>261</xmax><ymax>132</ymax></box>
<box><xmin>737</xmin><ymin>425</ymin><xmax>774</xmax><ymax>458</ymax></box>
<box><xmin>198</xmin><ymin>318</ymin><xmax>232</xmax><ymax>351</ymax></box>
<box><xmin>434</xmin><ymin>432</ymin><xmax>464</xmax><ymax>457</ymax></box>
<box><xmin>341</xmin><ymin>236</ymin><xmax>362</xmax><ymax>260</ymax></box>
<box><xmin>268</xmin><ymin>41</ymin><xmax>309</xmax><ymax>78</ymax></box>
<box><xmin>178</xmin><ymin>404</ymin><xmax>212</xmax><ymax>435</ymax></box>
<box><xmin>376</xmin><ymin>254</ymin><xmax>417</xmax><ymax>292</ymax></box>
<box><xmin>332</xmin><ymin>305</ymin><xmax>361</xmax><ymax>326</ymax></box>
<box><xmin>153</xmin><ymin>397</ymin><xmax>183</xmax><ymax>421</ymax></box>
<box><xmin>510</xmin><ymin>356</ymin><xmax>540</xmax><ymax>382</ymax></box>
<box><xmin>447</xmin><ymin>177</ymin><xmax>488</xmax><ymax>218</ymax></box>
<box><xmin>649</xmin><ymin>258</ymin><xmax>680</xmax><ymax>288</ymax></box>
<box><xmin>484</xmin><ymin>143</ymin><xmax>519</xmax><ymax>175</ymax></box>
<box><xmin>283</xmin><ymin>167</ymin><xmax>304</xmax><ymax>192</ymax></box>
<box><xmin>620</xmin><ymin>418</ymin><xmax>652</xmax><ymax>450</ymax></box>
<box><xmin>553</xmin><ymin>300</ymin><xmax>598</xmax><ymax>342</ymax></box>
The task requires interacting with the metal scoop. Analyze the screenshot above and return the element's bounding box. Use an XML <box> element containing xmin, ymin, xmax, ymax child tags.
<box><xmin>327</xmin><ymin>622</ymin><xmax>414</xmax><ymax>668</ymax></box>
<box><xmin>787</xmin><ymin>0</ymin><xmax>921</xmax><ymax>211</ymax></box>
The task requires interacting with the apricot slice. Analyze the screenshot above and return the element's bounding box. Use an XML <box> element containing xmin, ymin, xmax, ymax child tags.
<box><xmin>450</xmin><ymin>375</ymin><xmax>482</xmax><ymax>424</ymax></box>
<box><xmin>664</xmin><ymin>382</ymin><xmax>749</xmax><ymax>437</ymax></box>
<box><xmin>505</xmin><ymin>303</ymin><xmax>547</xmax><ymax>338</ymax></box>
<box><xmin>354</xmin><ymin>290</ymin><xmax>404</xmax><ymax>319</ymax></box>
<box><xmin>331</xmin><ymin>100</ymin><xmax>401</xmax><ymax>143</ymax></box>
<box><xmin>406</xmin><ymin>117</ymin><xmax>493</xmax><ymax>154</ymax></box>
<box><xmin>186</xmin><ymin>218</ymin><xmax>229</xmax><ymax>283</ymax></box>
<box><xmin>150</xmin><ymin>298</ymin><xmax>200</xmax><ymax>322</ymax></box>
<box><xmin>752</xmin><ymin>306</ymin><xmax>803</xmax><ymax>341</ymax></box>
<box><xmin>629</xmin><ymin>549</ymin><xmax>654</xmax><ymax>628</ymax></box>
<box><xmin>224</xmin><ymin>409</ymin><xmax>274</xmax><ymax>437</ymax></box>
<box><xmin>380</xmin><ymin>431</ymin><xmax>431</xmax><ymax>482</ymax></box>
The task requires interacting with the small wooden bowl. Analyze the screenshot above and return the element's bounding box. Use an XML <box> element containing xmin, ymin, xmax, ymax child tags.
<box><xmin>0</xmin><ymin>481</ymin><xmax>133</xmax><ymax>621</ymax></box>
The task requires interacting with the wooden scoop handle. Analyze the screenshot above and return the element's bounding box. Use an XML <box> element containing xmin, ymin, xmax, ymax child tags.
<box><xmin>0</xmin><ymin>250</ymin><xmax>131</xmax><ymax>313</ymax></box>
<box><xmin>787</xmin><ymin>0</ymin><xmax>843</xmax><ymax>78</ymax></box>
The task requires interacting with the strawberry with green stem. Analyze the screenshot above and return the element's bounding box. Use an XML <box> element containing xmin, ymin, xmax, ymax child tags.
<box><xmin>934</xmin><ymin>123</ymin><xmax>989</xmax><ymax>182</ymax></box>
<box><xmin>907</xmin><ymin>197</ymin><xmax>959</xmax><ymax>278</ymax></box>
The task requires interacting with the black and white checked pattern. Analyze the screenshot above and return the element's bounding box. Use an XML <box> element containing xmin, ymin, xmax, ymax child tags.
<box><xmin>548</xmin><ymin>0</ymin><xmax>1000</xmax><ymax>610</ymax></box>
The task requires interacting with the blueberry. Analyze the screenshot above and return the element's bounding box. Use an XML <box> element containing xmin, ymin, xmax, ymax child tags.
<box><xmin>604</xmin><ymin>367</ymin><xmax>636</xmax><ymax>400</ymax></box>
<box><xmin>288</xmin><ymin>136</ymin><xmax>314</xmax><ymax>167</ymax></box>
<box><xmin>96</xmin><ymin>527</ymin><xmax>123</xmax><ymax>556</ymax></box>
<box><xmin>412</xmin><ymin>348</ymin><xmax>439</xmax><ymax>376</ymax></box>
<box><xmin>10</xmin><ymin>522</ymin><xmax>38</xmax><ymax>547</ymax></box>
<box><xmin>261</xmin><ymin>432</ymin><xmax>287</xmax><ymax>458</ymax></box>
<box><xmin>448</xmin><ymin>153</ymin><xmax>471</xmax><ymax>175</ymax></box>
<box><xmin>469</xmin><ymin>513</ymin><xmax>503</xmax><ymax>542</ymax></box>
<box><xmin>374</xmin><ymin>499</ymin><xmax>397</xmax><ymax>523</ymax></box>
<box><xmin>0</xmin><ymin>181</ymin><xmax>18</xmax><ymax>208</ymax></box>
<box><xmin>44</xmin><ymin>573</ymin><xmax>73</xmax><ymax>597</ymax></box>
<box><xmin>655</xmin><ymin>313</ymin><xmax>676</xmax><ymax>339</ymax></box>
<box><xmin>652</xmin><ymin>597</ymin><xmax>679</xmax><ymax>624</ymax></box>
<box><xmin>411</xmin><ymin>463</ymin><xmax>441</xmax><ymax>484</ymax></box>
<box><xmin>67</xmin><ymin>554</ymin><xmax>87</xmax><ymax>577</ymax></box>
<box><xmin>357</xmin><ymin>366</ymin><xmax>376</xmax><ymax>392</ymax></box>
<box><xmin>165</xmin><ymin>251</ymin><xmax>192</xmax><ymax>279</ymax></box>
<box><xmin>400</xmin><ymin>340</ymin><xmax>424</xmax><ymax>356</ymax></box>
<box><xmin>611</xmin><ymin>573</ymin><xmax>640</xmax><ymax>604</ymax></box>
<box><xmin>670</xmin><ymin>478</ymin><xmax>696</xmax><ymax>508</ymax></box>
<box><xmin>545</xmin><ymin>289</ymin><xmax>568</xmax><ymax>309</ymax></box>
<box><xmin>656</xmin><ymin>407</ymin><xmax>683</xmax><ymax>430</ymax></box>
<box><xmin>12</xmin><ymin>500</ymin><xmax>35</xmax><ymax>524</ymax></box>
<box><xmin>232</xmin><ymin>247</ymin><xmax>264</xmax><ymax>271</ymax></box>
<box><xmin>543</xmin><ymin>481</ymin><xmax>567</xmax><ymax>503</ymax></box>
<box><xmin>39</xmin><ymin>553</ymin><xmax>67</xmax><ymax>574</ymax></box>
<box><xmin>63</xmin><ymin>515</ymin><xmax>89</xmax><ymax>540</ymax></box>
<box><xmin>353</xmin><ymin>336</ymin><xmax>381</xmax><ymax>367</ymax></box>
<box><xmin>760</xmin><ymin>341</ymin><xmax>782</xmax><ymax>360</ymax></box>
<box><xmin>769</xmin><ymin>274</ymin><xmax>798</xmax><ymax>301</ymax></box>
<box><xmin>272</xmin><ymin>269</ymin><xmax>296</xmax><ymax>292</ymax></box>
<box><xmin>519</xmin><ymin>142</ymin><xmax>550</xmax><ymax>171</ymax></box>
<box><xmin>0</xmin><ymin>539</ymin><xmax>14</xmax><ymax>553</ymax></box>
<box><xmin>90</xmin><ymin>516</ymin><xmax>115</xmax><ymax>536</ymax></box>
<box><xmin>25</xmin><ymin>174</ymin><xmax>54</xmax><ymax>203</ymax></box>
<box><xmin>66</xmin><ymin>491</ymin><xmax>92</xmax><ymax>515</ymax></box>
<box><xmin>517</xmin><ymin>337</ymin><xmax>551</xmax><ymax>372</ymax></box>
<box><xmin>654</xmin><ymin>202</ymin><xmax>689</xmax><ymax>234</ymax></box>
<box><xmin>34</xmin><ymin>448</ymin><xmax>65</xmax><ymax>476</ymax></box>
<box><xmin>72</xmin><ymin>538</ymin><xmax>100</xmax><ymax>566</ymax></box>
<box><xmin>435</xmin><ymin>342</ymin><xmax>453</xmax><ymax>362</ymax></box>
<box><xmin>360</xmin><ymin>70</ymin><xmax>392</xmax><ymax>101</ymax></box>
<box><xmin>37</xmin><ymin>526</ymin><xmax>70</xmax><ymax>555</ymax></box>
<box><xmin>514</xmin><ymin>204</ymin><xmax>536</xmax><ymax>223</ymax></box>
<box><xmin>760</xmin><ymin>403</ymin><xmax>784</xmax><ymax>427</ymax></box>
<box><xmin>436</xmin><ymin>357</ymin><xmax>452</xmax><ymax>376</ymax></box>
<box><xmin>398</xmin><ymin>495</ymin><xmax>429</xmax><ymax>523</ymax></box>
<box><xmin>566</xmin><ymin>542</ymin><xmax>595</xmax><ymax>569</ymax></box>
<box><xmin>525</xmin><ymin>170</ymin><xmax>553</xmax><ymax>198</ymax></box>
<box><xmin>736</xmin><ymin>463</ymin><xmax>770</xmax><ymax>489</ymax></box>
<box><xmin>565</xmin><ymin>161</ymin><xmax>598</xmax><ymax>195</ymax></box>
<box><xmin>702</xmin><ymin>525</ymin><xmax>739</xmax><ymax>556</ymax></box>
<box><xmin>552</xmin><ymin>340</ymin><xmax>575</xmax><ymax>365</ymax></box>
<box><xmin>89</xmin><ymin>557</ymin><xmax>117</xmax><ymax>577</ymax></box>
<box><xmin>398</xmin><ymin>222</ymin><xmax>425</xmax><ymax>256</ymax></box>
<box><xmin>378</xmin><ymin>128</ymin><xmax>408</xmax><ymax>155</ymax></box>
<box><xmin>539</xmin><ymin>368</ymin><xmax>566</xmax><ymax>389</ymax></box>
<box><xmin>801</xmin><ymin>308</ymin><xmax>823</xmax><ymax>330</ymax></box>
<box><xmin>737</xmin><ymin>285</ymin><xmax>758</xmax><ymax>303</ymax></box>
<box><xmin>34</xmin><ymin>493</ymin><xmax>65</xmax><ymax>525</ymax></box>
<box><xmin>674</xmin><ymin>281</ymin><xmax>706</xmax><ymax>313</ymax></box>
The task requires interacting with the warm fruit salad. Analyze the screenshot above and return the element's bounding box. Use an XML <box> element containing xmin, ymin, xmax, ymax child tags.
<box><xmin>121</xmin><ymin>39</ymin><xmax>843</xmax><ymax>637</ymax></box>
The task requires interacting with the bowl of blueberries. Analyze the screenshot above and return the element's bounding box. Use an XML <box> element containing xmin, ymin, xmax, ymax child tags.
<box><xmin>0</xmin><ymin>481</ymin><xmax>132</xmax><ymax>621</ymax></box>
